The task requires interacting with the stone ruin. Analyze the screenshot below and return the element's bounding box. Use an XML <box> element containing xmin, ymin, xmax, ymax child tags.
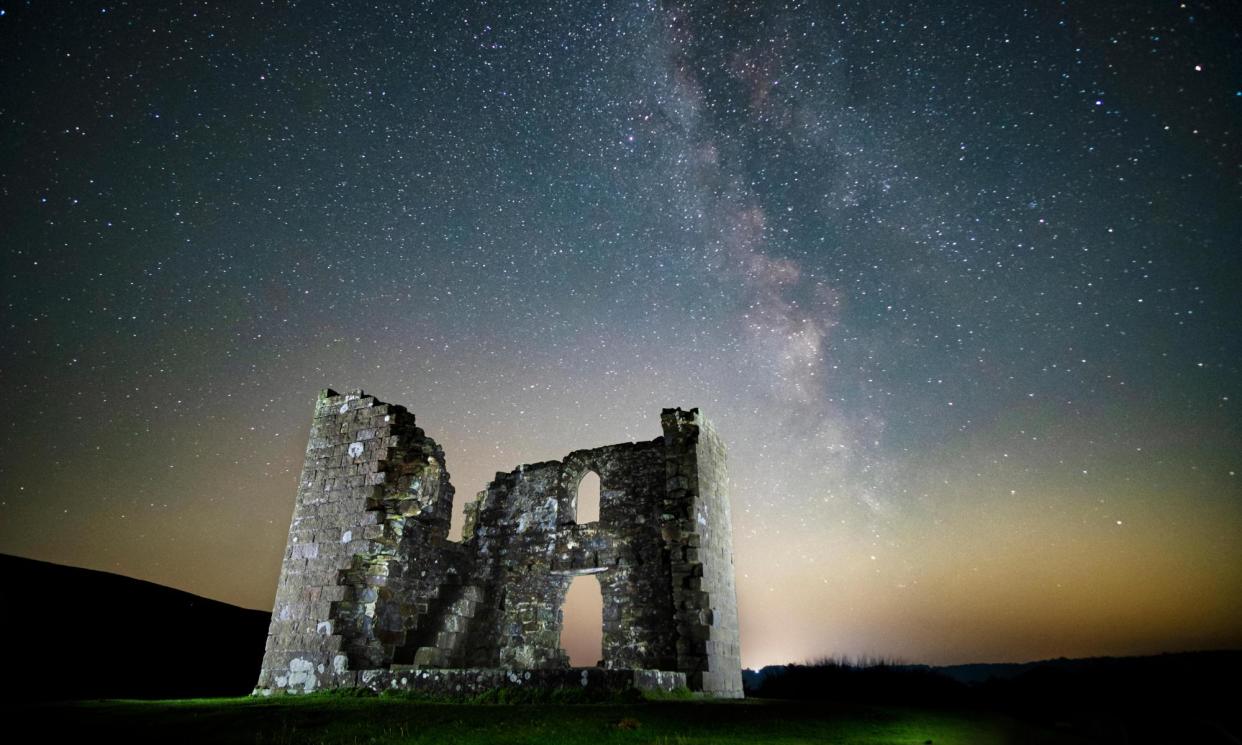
<box><xmin>254</xmin><ymin>389</ymin><xmax>743</xmax><ymax>698</ymax></box>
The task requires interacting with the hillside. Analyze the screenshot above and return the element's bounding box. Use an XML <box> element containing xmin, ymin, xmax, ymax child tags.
<box><xmin>0</xmin><ymin>553</ymin><xmax>270</xmax><ymax>700</ymax></box>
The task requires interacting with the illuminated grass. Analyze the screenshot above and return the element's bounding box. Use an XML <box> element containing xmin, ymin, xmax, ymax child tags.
<box><xmin>14</xmin><ymin>696</ymin><xmax>1089</xmax><ymax>744</ymax></box>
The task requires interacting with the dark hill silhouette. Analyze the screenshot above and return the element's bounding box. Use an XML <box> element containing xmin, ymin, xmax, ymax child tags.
<box><xmin>0</xmin><ymin>553</ymin><xmax>270</xmax><ymax>700</ymax></box>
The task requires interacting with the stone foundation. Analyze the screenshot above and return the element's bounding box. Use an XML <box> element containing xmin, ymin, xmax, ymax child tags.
<box><xmin>296</xmin><ymin>667</ymin><xmax>688</xmax><ymax>698</ymax></box>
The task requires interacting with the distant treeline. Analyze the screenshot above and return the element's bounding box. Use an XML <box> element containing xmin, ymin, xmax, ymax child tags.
<box><xmin>745</xmin><ymin>655</ymin><xmax>965</xmax><ymax>706</ymax></box>
<box><xmin>745</xmin><ymin>651</ymin><xmax>1242</xmax><ymax>744</ymax></box>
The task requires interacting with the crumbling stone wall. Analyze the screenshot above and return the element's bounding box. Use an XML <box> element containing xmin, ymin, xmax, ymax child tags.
<box><xmin>255</xmin><ymin>389</ymin><xmax>743</xmax><ymax>698</ymax></box>
<box><xmin>662</xmin><ymin>409</ymin><xmax>742</xmax><ymax>694</ymax></box>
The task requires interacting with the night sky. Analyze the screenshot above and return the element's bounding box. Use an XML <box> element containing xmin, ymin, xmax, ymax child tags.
<box><xmin>2</xmin><ymin>1</ymin><xmax>1240</xmax><ymax>669</ymax></box>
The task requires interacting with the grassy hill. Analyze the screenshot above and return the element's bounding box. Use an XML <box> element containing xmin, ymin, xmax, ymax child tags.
<box><xmin>0</xmin><ymin>553</ymin><xmax>270</xmax><ymax>700</ymax></box>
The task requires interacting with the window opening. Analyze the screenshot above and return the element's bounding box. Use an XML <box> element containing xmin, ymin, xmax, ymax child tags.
<box><xmin>575</xmin><ymin>470</ymin><xmax>601</xmax><ymax>523</ymax></box>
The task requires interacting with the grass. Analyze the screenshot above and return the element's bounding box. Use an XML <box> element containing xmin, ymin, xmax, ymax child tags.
<box><xmin>8</xmin><ymin>694</ymin><xmax>1092</xmax><ymax>744</ymax></box>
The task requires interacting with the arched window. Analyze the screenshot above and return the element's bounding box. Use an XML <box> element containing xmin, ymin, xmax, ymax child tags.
<box><xmin>559</xmin><ymin>574</ymin><xmax>603</xmax><ymax>667</ymax></box>
<box><xmin>575</xmin><ymin>470</ymin><xmax>601</xmax><ymax>524</ymax></box>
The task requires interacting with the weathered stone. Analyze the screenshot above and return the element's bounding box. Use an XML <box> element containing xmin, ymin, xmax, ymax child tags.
<box><xmin>254</xmin><ymin>389</ymin><xmax>742</xmax><ymax>698</ymax></box>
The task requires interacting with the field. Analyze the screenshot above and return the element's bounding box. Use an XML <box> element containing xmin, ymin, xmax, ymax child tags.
<box><xmin>12</xmin><ymin>694</ymin><xmax>1089</xmax><ymax>745</ymax></box>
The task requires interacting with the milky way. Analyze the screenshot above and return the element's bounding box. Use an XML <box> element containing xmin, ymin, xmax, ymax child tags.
<box><xmin>2</xmin><ymin>1</ymin><xmax>1239</xmax><ymax>667</ymax></box>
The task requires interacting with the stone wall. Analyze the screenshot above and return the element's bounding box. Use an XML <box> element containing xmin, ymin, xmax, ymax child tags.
<box><xmin>661</xmin><ymin>410</ymin><xmax>744</xmax><ymax>696</ymax></box>
<box><xmin>356</xmin><ymin>667</ymin><xmax>685</xmax><ymax>698</ymax></box>
<box><xmin>254</xmin><ymin>389</ymin><xmax>458</xmax><ymax>693</ymax></box>
<box><xmin>255</xmin><ymin>389</ymin><xmax>742</xmax><ymax>698</ymax></box>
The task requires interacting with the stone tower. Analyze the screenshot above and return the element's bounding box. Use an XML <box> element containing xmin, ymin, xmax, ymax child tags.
<box><xmin>254</xmin><ymin>389</ymin><xmax>742</xmax><ymax>698</ymax></box>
